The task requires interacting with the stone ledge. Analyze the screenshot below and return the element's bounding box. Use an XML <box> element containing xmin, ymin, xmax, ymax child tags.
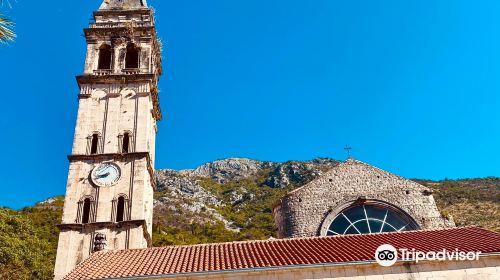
<box><xmin>76</xmin><ymin>73</ymin><xmax>156</xmax><ymax>85</ymax></box>
<box><xmin>57</xmin><ymin>219</ymin><xmax>152</xmax><ymax>247</ymax></box>
<box><xmin>57</xmin><ymin>219</ymin><xmax>145</xmax><ymax>231</ymax></box>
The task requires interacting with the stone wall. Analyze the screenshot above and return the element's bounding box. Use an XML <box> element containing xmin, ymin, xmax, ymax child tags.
<box><xmin>273</xmin><ymin>159</ymin><xmax>455</xmax><ymax>238</ymax></box>
<box><xmin>73</xmin><ymin>85</ymin><xmax>157</xmax><ymax>161</ymax></box>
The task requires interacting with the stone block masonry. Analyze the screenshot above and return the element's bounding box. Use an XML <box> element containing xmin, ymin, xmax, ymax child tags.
<box><xmin>273</xmin><ymin>158</ymin><xmax>455</xmax><ymax>238</ymax></box>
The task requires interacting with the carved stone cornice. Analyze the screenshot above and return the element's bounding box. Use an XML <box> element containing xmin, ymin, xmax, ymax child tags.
<box><xmin>68</xmin><ymin>152</ymin><xmax>156</xmax><ymax>190</ymax></box>
<box><xmin>93</xmin><ymin>9</ymin><xmax>152</xmax><ymax>17</ymax></box>
<box><xmin>76</xmin><ymin>73</ymin><xmax>156</xmax><ymax>84</ymax></box>
<box><xmin>84</xmin><ymin>26</ymin><xmax>156</xmax><ymax>40</ymax></box>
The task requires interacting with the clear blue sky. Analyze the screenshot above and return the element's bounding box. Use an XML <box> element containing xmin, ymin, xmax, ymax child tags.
<box><xmin>1</xmin><ymin>0</ymin><xmax>499</xmax><ymax>209</ymax></box>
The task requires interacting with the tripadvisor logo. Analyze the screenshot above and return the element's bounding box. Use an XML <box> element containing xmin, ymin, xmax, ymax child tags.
<box><xmin>375</xmin><ymin>244</ymin><xmax>398</xmax><ymax>267</ymax></box>
<box><xmin>375</xmin><ymin>244</ymin><xmax>481</xmax><ymax>267</ymax></box>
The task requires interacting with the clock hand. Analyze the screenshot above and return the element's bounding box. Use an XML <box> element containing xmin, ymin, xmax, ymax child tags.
<box><xmin>98</xmin><ymin>172</ymin><xmax>110</xmax><ymax>178</ymax></box>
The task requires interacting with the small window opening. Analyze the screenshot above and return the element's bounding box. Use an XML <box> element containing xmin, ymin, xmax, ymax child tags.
<box><xmin>98</xmin><ymin>45</ymin><xmax>112</xmax><ymax>70</ymax></box>
<box><xmin>82</xmin><ymin>198</ymin><xmax>91</xmax><ymax>224</ymax></box>
<box><xmin>125</xmin><ymin>44</ymin><xmax>139</xmax><ymax>69</ymax></box>
<box><xmin>116</xmin><ymin>196</ymin><xmax>125</xmax><ymax>222</ymax></box>
<box><xmin>90</xmin><ymin>134</ymin><xmax>99</xmax><ymax>154</ymax></box>
<box><xmin>122</xmin><ymin>133</ymin><xmax>130</xmax><ymax>153</ymax></box>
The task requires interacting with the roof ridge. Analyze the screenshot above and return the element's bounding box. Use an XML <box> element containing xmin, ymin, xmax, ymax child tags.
<box><xmin>283</xmin><ymin>158</ymin><xmax>429</xmax><ymax>198</ymax></box>
<box><xmin>98</xmin><ymin>226</ymin><xmax>491</xmax><ymax>255</ymax></box>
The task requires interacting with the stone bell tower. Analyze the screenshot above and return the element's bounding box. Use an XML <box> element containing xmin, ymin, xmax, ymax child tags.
<box><xmin>54</xmin><ymin>0</ymin><xmax>162</xmax><ymax>279</ymax></box>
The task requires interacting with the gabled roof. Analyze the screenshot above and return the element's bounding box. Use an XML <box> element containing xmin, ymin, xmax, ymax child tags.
<box><xmin>64</xmin><ymin>227</ymin><xmax>500</xmax><ymax>280</ymax></box>
<box><xmin>283</xmin><ymin>158</ymin><xmax>430</xmax><ymax>198</ymax></box>
<box><xmin>99</xmin><ymin>0</ymin><xmax>147</xmax><ymax>10</ymax></box>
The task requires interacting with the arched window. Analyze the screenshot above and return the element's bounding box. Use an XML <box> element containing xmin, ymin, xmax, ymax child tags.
<box><xmin>112</xmin><ymin>195</ymin><xmax>129</xmax><ymax>222</ymax></box>
<box><xmin>116</xmin><ymin>196</ymin><xmax>125</xmax><ymax>222</ymax></box>
<box><xmin>98</xmin><ymin>44</ymin><xmax>112</xmax><ymax>70</ymax></box>
<box><xmin>125</xmin><ymin>44</ymin><xmax>139</xmax><ymax>69</ymax></box>
<box><xmin>82</xmin><ymin>198</ymin><xmax>91</xmax><ymax>224</ymax></box>
<box><xmin>122</xmin><ymin>132</ymin><xmax>130</xmax><ymax>153</ymax></box>
<box><xmin>90</xmin><ymin>133</ymin><xmax>99</xmax><ymax>154</ymax></box>
<box><xmin>325</xmin><ymin>202</ymin><xmax>419</xmax><ymax>236</ymax></box>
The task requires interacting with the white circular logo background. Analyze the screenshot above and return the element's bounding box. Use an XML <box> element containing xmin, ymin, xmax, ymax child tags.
<box><xmin>375</xmin><ymin>244</ymin><xmax>398</xmax><ymax>267</ymax></box>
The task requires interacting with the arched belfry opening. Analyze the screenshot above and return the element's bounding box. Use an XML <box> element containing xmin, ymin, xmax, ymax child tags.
<box><xmin>78</xmin><ymin>197</ymin><xmax>95</xmax><ymax>224</ymax></box>
<box><xmin>98</xmin><ymin>44</ymin><xmax>112</xmax><ymax>70</ymax></box>
<box><xmin>116</xmin><ymin>196</ymin><xmax>125</xmax><ymax>222</ymax></box>
<box><xmin>112</xmin><ymin>195</ymin><xmax>130</xmax><ymax>222</ymax></box>
<box><xmin>82</xmin><ymin>198</ymin><xmax>91</xmax><ymax>224</ymax></box>
<box><xmin>125</xmin><ymin>44</ymin><xmax>139</xmax><ymax>69</ymax></box>
<box><xmin>122</xmin><ymin>132</ymin><xmax>130</xmax><ymax>153</ymax></box>
<box><xmin>90</xmin><ymin>133</ymin><xmax>99</xmax><ymax>154</ymax></box>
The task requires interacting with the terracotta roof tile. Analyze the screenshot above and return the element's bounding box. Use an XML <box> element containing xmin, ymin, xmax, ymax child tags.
<box><xmin>64</xmin><ymin>227</ymin><xmax>500</xmax><ymax>280</ymax></box>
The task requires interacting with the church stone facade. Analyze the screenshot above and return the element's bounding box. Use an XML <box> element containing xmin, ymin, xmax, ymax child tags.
<box><xmin>54</xmin><ymin>0</ymin><xmax>161</xmax><ymax>279</ymax></box>
<box><xmin>273</xmin><ymin>158</ymin><xmax>455</xmax><ymax>238</ymax></box>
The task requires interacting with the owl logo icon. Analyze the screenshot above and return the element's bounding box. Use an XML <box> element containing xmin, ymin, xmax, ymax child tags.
<box><xmin>375</xmin><ymin>244</ymin><xmax>398</xmax><ymax>267</ymax></box>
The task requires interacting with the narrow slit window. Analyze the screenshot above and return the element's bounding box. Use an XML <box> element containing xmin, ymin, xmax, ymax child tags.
<box><xmin>98</xmin><ymin>45</ymin><xmax>112</xmax><ymax>70</ymax></box>
<box><xmin>116</xmin><ymin>196</ymin><xmax>125</xmax><ymax>222</ymax></box>
<box><xmin>125</xmin><ymin>44</ymin><xmax>139</xmax><ymax>69</ymax></box>
<box><xmin>90</xmin><ymin>134</ymin><xmax>99</xmax><ymax>154</ymax></box>
<box><xmin>82</xmin><ymin>198</ymin><xmax>91</xmax><ymax>224</ymax></box>
<box><xmin>122</xmin><ymin>133</ymin><xmax>130</xmax><ymax>153</ymax></box>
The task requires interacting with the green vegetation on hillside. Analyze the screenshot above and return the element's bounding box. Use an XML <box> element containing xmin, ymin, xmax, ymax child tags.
<box><xmin>0</xmin><ymin>197</ymin><xmax>63</xmax><ymax>280</ymax></box>
<box><xmin>197</xmin><ymin>170</ymin><xmax>291</xmax><ymax>240</ymax></box>
<box><xmin>153</xmin><ymin>170</ymin><xmax>291</xmax><ymax>246</ymax></box>
<box><xmin>417</xmin><ymin>178</ymin><xmax>500</xmax><ymax>232</ymax></box>
<box><xmin>153</xmin><ymin>222</ymin><xmax>241</xmax><ymax>246</ymax></box>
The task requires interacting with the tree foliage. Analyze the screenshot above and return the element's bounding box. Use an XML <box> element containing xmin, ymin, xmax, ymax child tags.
<box><xmin>0</xmin><ymin>15</ymin><xmax>14</xmax><ymax>43</ymax></box>
<box><xmin>0</xmin><ymin>208</ymin><xmax>56</xmax><ymax>279</ymax></box>
<box><xmin>0</xmin><ymin>0</ymin><xmax>15</xmax><ymax>43</ymax></box>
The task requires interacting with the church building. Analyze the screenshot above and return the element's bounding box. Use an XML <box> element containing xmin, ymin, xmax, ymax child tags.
<box><xmin>55</xmin><ymin>1</ymin><xmax>500</xmax><ymax>279</ymax></box>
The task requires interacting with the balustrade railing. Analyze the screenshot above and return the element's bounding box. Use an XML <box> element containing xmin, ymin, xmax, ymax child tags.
<box><xmin>90</xmin><ymin>22</ymin><xmax>153</xmax><ymax>28</ymax></box>
<box><xmin>122</xmin><ymin>68</ymin><xmax>141</xmax><ymax>75</ymax></box>
<box><xmin>93</xmin><ymin>69</ymin><xmax>112</xmax><ymax>76</ymax></box>
<box><xmin>92</xmin><ymin>69</ymin><xmax>144</xmax><ymax>76</ymax></box>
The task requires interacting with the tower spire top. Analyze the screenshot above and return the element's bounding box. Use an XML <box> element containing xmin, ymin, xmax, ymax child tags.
<box><xmin>99</xmin><ymin>0</ymin><xmax>147</xmax><ymax>10</ymax></box>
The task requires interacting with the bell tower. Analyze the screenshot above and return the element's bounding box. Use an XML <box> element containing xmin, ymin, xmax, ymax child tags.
<box><xmin>54</xmin><ymin>0</ymin><xmax>162</xmax><ymax>279</ymax></box>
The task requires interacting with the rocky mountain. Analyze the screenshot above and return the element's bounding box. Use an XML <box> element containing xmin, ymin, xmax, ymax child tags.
<box><xmin>1</xmin><ymin>157</ymin><xmax>498</xmax><ymax>279</ymax></box>
<box><xmin>153</xmin><ymin>158</ymin><xmax>339</xmax><ymax>237</ymax></box>
<box><xmin>157</xmin><ymin>157</ymin><xmax>338</xmax><ymax>187</ymax></box>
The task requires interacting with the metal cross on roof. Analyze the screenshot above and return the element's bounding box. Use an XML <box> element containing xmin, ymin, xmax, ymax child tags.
<box><xmin>344</xmin><ymin>145</ymin><xmax>352</xmax><ymax>158</ymax></box>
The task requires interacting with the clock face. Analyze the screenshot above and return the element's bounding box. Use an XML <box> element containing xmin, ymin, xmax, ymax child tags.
<box><xmin>91</xmin><ymin>163</ymin><xmax>121</xmax><ymax>187</ymax></box>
